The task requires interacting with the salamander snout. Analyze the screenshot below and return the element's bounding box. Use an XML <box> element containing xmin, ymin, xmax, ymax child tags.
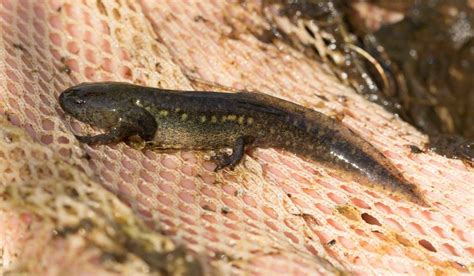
<box><xmin>59</xmin><ymin>86</ymin><xmax>87</xmax><ymax>113</ymax></box>
<box><xmin>59</xmin><ymin>82</ymin><xmax>116</xmax><ymax>116</ymax></box>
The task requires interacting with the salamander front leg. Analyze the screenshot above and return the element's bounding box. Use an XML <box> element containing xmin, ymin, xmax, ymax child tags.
<box><xmin>75</xmin><ymin>126</ymin><xmax>130</xmax><ymax>145</ymax></box>
<box><xmin>212</xmin><ymin>136</ymin><xmax>254</xmax><ymax>172</ymax></box>
<box><xmin>75</xmin><ymin>106</ymin><xmax>157</xmax><ymax>147</ymax></box>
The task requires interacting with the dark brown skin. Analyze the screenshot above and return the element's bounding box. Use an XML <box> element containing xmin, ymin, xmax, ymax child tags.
<box><xmin>59</xmin><ymin>82</ymin><xmax>428</xmax><ymax>206</ymax></box>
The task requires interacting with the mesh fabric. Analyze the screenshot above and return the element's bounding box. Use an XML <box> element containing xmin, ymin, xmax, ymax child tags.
<box><xmin>1</xmin><ymin>0</ymin><xmax>473</xmax><ymax>275</ymax></box>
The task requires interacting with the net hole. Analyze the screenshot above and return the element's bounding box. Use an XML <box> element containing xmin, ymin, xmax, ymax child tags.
<box><xmin>419</xmin><ymin>239</ymin><xmax>437</xmax><ymax>252</ymax></box>
<box><xmin>361</xmin><ymin>213</ymin><xmax>381</xmax><ymax>226</ymax></box>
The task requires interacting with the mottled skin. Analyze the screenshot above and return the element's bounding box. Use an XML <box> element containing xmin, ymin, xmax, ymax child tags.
<box><xmin>59</xmin><ymin>82</ymin><xmax>427</xmax><ymax>206</ymax></box>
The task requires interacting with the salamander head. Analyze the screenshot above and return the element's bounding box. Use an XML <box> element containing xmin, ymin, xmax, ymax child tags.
<box><xmin>59</xmin><ymin>82</ymin><xmax>136</xmax><ymax>129</ymax></box>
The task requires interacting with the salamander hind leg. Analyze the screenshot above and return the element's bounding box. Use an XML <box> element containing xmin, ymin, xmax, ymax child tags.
<box><xmin>212</xmin><ymin>136</ymin><xmax>254</xmax><ymax>172</ymax></box>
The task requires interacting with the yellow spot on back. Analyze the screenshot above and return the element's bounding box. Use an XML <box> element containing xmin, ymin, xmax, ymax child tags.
<box><xmin>181</xmin><ymin>113</ymin><xmax>188</xmax><ymax>121</ymax></box>
<box><xmin>221</xmin><ymin>116</ymin><xmax>227</xmax><ymax>122</ymax></box>
<box><xmin>238</xmin><ymin>116</ymin><xmax>244</xmax><ymax>125</ymax></box>
<box><xmin>247</xmin><ymin>117</ymin><xmax>254</xmax><ymax>124</ymax></box>
<box><xmin>200</xmin><ymin>115</ymin><xmax>206</xmax><ymax>123</ymax></box>
<box><xmin>159</xmin><ymin>110</ymin><xmax>169</xmax><ymax>116</ymax></box>
<box><xmin>227</xmin><ymin>115</ymin><xmax>237</xmax><ymax>121</ymax></box>
<box><xmin>175</xmin><ymin>108</ymin><xmax>181</xmax><ymax>112</ymax></box>
<box><xmin>211</xmin><ymin>116</ymin><xmax>217</xmax><ymax>123</ymax></box>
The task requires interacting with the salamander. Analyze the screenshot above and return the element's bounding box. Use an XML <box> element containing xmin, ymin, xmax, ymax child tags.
<box><xmin>59</xmin><ymin>82</ymin><xmax>428</xmax><ymax>206</ymax></box>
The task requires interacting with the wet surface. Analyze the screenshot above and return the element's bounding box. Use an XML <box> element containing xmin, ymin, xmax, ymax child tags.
<box><xmin>259</xmin><ymin>0</ymin><xmax>474</xmax><ymax>162</ymax></box>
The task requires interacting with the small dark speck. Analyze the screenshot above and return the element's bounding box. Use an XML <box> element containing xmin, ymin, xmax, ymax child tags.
<box><xmin>189</xmin><ymin>67</ymin><xmax>198</xmax><ymax>74</ymax></box>
<box><xmin>100</xmin><ymin>252</ymin><xmax>127</xmax><ymax>263</ymax></box>
<box><xmin>221</xmin><ymin>206</ymin><xmax>230</xmax><ymax>214</ymax></box>
<box><xmin>13</xmin><ymin>43</ymin><xmax>26</xmax><ymax>52</ymax></box>
<box><xmin>408</xmin><ymin>145</ymin><xmax>423</xmax><ymax>154</ymax></box>
<box><xmin>57</xmin><ymin>6</ymin><xmax>62</xmax><ymax>12</ymax></box>
<box><xmin>65</xmin><ymin>186</ymin><xmax>79</xmax><ymax>198</ymax></box>
<box><xmin>82</xmin><ymin>152</ymin><xmax>92</xmax><ymax>160</ymax></box>
<box><xmin>214</xmin><ymin>251</ymin><xmax>235</xmax><ymax>261</ymax></box>
<box><xmin>53</xmin><ymin>218</ymin><xmax>94</xmax><ymax>238</ymax></box>
<box><xmin>155</xmin><ymin>62</ymin><xmax>162</xmax><ymax>72</ymax></box>
<box><xmin>202</xmin><ymin>205</ymin><xmax>213</xmax><ymax>212</ymax></box>
<box><xmin>287</xmin><ymin>193</ymin><xmax>292</xmax><ymax>198</ymax></box>
<box><xmin>194</xmin><ymin>15</ymin><xmax>208</xmax><ymax>23</ymax></box>
<box><xmin>59</xmin><ymin>57</ymin><xmax>71</xmax><ymax>74</ymax></box>
<box><xmin>327</xmin><ymin>239</ymin><xmax>336</xmax><ymax>246</ymax></box>
<box><xmin>60</xmin><ymin>65</ymin><xmax>71</xmax><ymax>75</ymax></box>
<box><xmin>315</xmin><ymin>94</ymin><xmax>329</xmax><ymax>102</ymax></box>
<box><xmin>294</xmin><ymin>213</ymin><xmax>319</xmax><ymax>225</ymax></box>
<box><xmin>256</xmin><ymin>28</ymin><xmax>277</xmax><ymax>44</ymax></box>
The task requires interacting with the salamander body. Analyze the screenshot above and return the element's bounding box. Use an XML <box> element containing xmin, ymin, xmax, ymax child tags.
<box><xmin>59</xmin><ymin>82</ymin><xmax>427</xmax><ymax>206</ymax></box>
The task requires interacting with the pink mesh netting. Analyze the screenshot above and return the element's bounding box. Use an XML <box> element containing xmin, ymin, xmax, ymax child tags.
<box><xmin>1</xmin><ymin>0</ymin><xmax>473</xmax><ymax>275</ymax></box>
